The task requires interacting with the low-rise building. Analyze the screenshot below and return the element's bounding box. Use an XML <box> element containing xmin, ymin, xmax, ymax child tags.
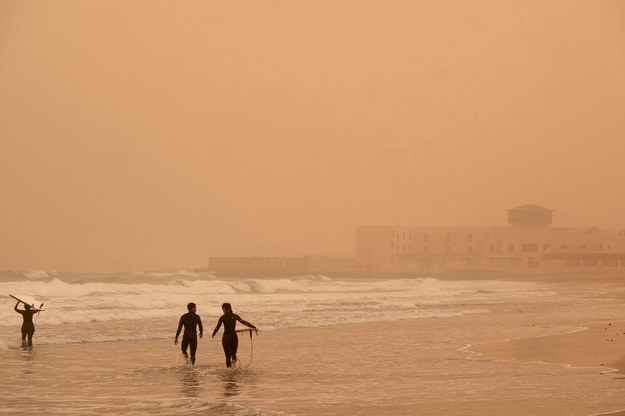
<box><xmin>207</xmin><ymin>205</ymin><xmax>625</xmax><ymax>276</ymax></box>
<box><xmin>357</xmin><ymin>205</ymin><xmax>625</xmax><ymax>274</ymax></box>
<box><xmin>208</xmin><ymin>255</ymin><xmax>364</xmax><ymax>277</ymax></box>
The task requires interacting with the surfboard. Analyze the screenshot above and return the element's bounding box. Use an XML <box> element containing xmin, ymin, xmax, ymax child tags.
<box><xmin>235</xmin><ymin>327</ymin><xmax>257</xmax><ymax>333</ymax></box>
<box><xmin>9</xmin><ymin>294</ymin><xmax>44</xmax><ymax>310</ymax></box>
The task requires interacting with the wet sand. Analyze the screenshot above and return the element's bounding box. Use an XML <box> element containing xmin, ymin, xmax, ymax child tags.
<box><xmin>468</xmin><ymin>277</ymin><xmax>625</xmax><ymax>416</ymax></box>
<box><xmin>471</xmin><ymin>321</ymin><xmax>625</xmax><ymax>375</ymax></box>
<box><xmin>4</xmin><ymin>306</ymin><xmax>625</xmax><ymax>415</ymax></box>
<box><xmin>4</xmin><ymin>276</ymin><xmax>625</xmax><ymax>415</ymax></box>
<box><xmin>471</xmin><ymin>320</ymin><xmax>625</xmax><ymax>416</ymax></box>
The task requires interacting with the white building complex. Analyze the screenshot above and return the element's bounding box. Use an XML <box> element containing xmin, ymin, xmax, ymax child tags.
<box><xmin>357</xmin><ymin>205</ymin><xmax>625</xmax><ymax>275</ymax></box>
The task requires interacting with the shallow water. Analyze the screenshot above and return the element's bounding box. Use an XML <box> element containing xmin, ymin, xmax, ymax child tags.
<box><xmin>2</xmin><ymin>272</ymin><xmax>625</xmax><ymax>415</ymax></box>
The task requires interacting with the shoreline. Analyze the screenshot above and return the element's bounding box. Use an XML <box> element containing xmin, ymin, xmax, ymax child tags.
<box><xmin>4</xmin><ymin>274</ymin><xmax>625</xmax><ymax>415</ymax></box>
<box><xmin>470</xmin><ymin>321</ymin><xmax>625</xmax><ymax>372</ymax></box>
<box><xmin>470</xmin><ymin>319</ymin><xmax>625</xmax><ymax>416</ymax></box>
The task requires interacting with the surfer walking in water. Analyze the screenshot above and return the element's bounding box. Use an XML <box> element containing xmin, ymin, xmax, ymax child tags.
<box><xmin>212</xmin><ymin>303</ymin><xmax>257</xmax><ymax>368</ymax></box>
<box><xmin>14</xmin><ymin>300</ymin><xmax>42</xmax><ymax>347</ymax></box>
<box><xmin>174</xmin><ymin>302</ymin><xmax>203</xmax><ymax>365</ymax></box>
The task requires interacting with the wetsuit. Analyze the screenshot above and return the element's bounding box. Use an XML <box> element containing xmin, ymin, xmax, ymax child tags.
<box><xmin>16</xmin><ymin>309</ymin><xmax>37</xmax><ymax>347</ymax></box>
<box><xmin>175</xmin><ymin>312</ymin><xmax>203</xmax><ymax>364</ymax></box>
<box><xmin>212</xmin><ymin>312</ymin><xmax>256</xmax><ymax>367</ymax></box>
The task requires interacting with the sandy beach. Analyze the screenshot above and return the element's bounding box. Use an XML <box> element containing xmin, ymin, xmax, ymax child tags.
<box><xmin>466</xmin><ymin>279</ymin><xmax>625</xmax><ymax>416</ymax></box>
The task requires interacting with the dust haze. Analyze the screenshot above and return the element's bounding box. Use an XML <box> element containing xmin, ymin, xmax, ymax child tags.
<box><xmin>1</xmin><ymin>1</ymin><xmax>624</xmax><ymax>271</ymax></box>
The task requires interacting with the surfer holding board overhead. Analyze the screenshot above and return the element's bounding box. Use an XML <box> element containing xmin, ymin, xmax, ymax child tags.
<box><xmin>12</xmin><ymin>296</ymin><xmax>44</xmax><ymax>347</ymax></box>
<box><xmin>174</xmin><ymin>302</ymin><xmax>203</xmax><ymax>365</ymax></box>
<box><xmin>212</xmin><ymin>303</ymin><xmax>257</xmax><ymax>368</ymax></box>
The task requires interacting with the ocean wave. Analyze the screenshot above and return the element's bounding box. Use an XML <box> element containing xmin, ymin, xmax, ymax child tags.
<box><xmin>224</xmin><ymin>403</ymin><xmax>294</xmax><ymax>416</ymax></box>
<box><xmin>0</xmin><ymin>269</ymin><xmax>217</xmax><ymax>284</ymax></box>
<box><xmin>0</xmin><ymin>332</ymin><xmax>171</xmax><ymax>350</ymax></box>
<box><xmin>1</xmin><ymin>273</ymin><xmax>552</xmax><ymax>329</ymax></box>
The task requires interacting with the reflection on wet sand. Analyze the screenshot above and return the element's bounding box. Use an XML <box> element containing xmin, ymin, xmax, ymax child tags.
<box><xmin>178</xmin><ymin>367</ymin><xmax>200</xmax><ymax>398</ymax></box>
<box><xmin>20</xmin><ymin>346</ymin><xmax>35</xmax><ymax>376</ymax></box>
<box><xmin>220</xmin><ymin>372</ymin><xmax>240</xmax><ymax>397</ymax></box>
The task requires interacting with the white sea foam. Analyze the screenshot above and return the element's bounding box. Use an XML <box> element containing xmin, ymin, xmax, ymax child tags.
<box><xmin>19</xmin><ymin>269</ymin><xmax>57</xmax><ymax>280</ymax></box>
<box><xmin>0</xmin><ymin>273</ymin><xmax>554</xmax><ymax>348</ymax></box>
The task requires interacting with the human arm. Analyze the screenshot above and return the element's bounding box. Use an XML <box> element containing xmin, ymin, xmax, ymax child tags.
<box><xmin>237</xmin><ymin>315</ymin><xmax>256</xmax><ymax>330</ymax></box>
<box><xmin>211</xmin><ymin>316</ymin><xmax>223</xmax><ymax>338</ymax></box>
<box><xmin>197</xmin><ymin>315</ymin><xmax>203</xmax><ymax>338</ymax></box>
<box><xmin>14</xmin><ymin>301</ymin><xmax>24</xmax><ymax>314</ymax></box>
<box><xmin>174</xmin><ymin>316</ymin><xmax>183</xmax><ymax>344</ymax></box>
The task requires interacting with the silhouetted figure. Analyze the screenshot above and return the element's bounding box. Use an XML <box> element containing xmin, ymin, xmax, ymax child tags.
<box><xmin>174</xmin><ymin>302</ymin><xmax>203</xmax><ymax>365</ymax></box>
<box><xmin>212</xmin><ymin>303</ymin><xmax>256</xmax><ymax>368</ymax></box>
<box><xmin>14</xmin><ymin>301</ymin><xmax>41</xmax><ymax>347</ymax></box>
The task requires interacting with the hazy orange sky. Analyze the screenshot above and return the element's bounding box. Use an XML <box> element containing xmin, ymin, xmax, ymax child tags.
<box><xmin>1</xmin><ymin>1</ymin><xmax>624</xmax><ymax>271</ymax></box>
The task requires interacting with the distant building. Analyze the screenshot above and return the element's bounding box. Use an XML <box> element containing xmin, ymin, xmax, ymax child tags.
<box><xmin>208</xmin><ymin>255</ymin><xmax>364</xmax><ymax>277</ymax></box>
<box><xmin>208</xmin><ymin>256</ymin><xmax>310</xmax><ymax>276</ymax></box>
<box><xmin>208</xmin><ymin>205</ymin><xmax>625</xmax><ymax>276</ymax></box>
<box><xmin>357</xmin><ymin>205</ymin><xmax>625</xmax><ymax>274</ymax></box>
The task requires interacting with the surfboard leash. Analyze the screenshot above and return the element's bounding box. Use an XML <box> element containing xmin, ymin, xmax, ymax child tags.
<box><xmin>232</xmin><ymin>329</ymin><xmax>257</xmax><ymax>373</ymax></box>
<box><xmin>244</xmin><ymin>329</ymin><xmax>255</xmax><ymax>371</ymax></box>
<box><xmin>34</xmin><ymin>303</ymin><xmax>44</xmax><ymax>325</ymax></box>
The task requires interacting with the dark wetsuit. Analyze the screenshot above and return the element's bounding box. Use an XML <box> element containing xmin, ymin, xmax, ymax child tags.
<box><xmin>16</xmin><ymin>309</ymin><xmax>37</xmax><ymax>347</ymax></box>
<box><xmin>212</xmin><ymin>312</ymin><xmax>256</xmax><ymax>367</ymax></box>
<box><xmin>175</xmin><ymin>312</ymin><xmax>203</xmax><ymax>364</ymax></box>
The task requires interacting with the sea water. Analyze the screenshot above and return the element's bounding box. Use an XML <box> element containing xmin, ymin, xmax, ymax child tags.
<box><xmin>0</xmin><ymin>270</ymin><xmax>548</xmax><ymax>347</ymax></box>
<box><xmin>1</xmin><ymin>270</ymin><xmax>624</xmax><ymax>415</ymax></box>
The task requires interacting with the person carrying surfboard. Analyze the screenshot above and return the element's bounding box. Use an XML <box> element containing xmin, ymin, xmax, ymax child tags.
<box><xmin>174</xmin><ymin>302</ymin><xmax>203</xmax><ymax>365</ymax></box>
<box><xmin>14</xmin><ymin>300</ymin><xmax>42</xmax><ymax>347</ymax></box>
<box><xmin>212</xmin><ymin>303</ymin><xmax>257</xmax><ymax>368</ymax></box>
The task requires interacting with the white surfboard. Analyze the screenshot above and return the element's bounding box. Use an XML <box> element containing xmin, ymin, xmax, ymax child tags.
<box><xmin>9</xmin><ymin>294</ymin><xmax>44</xmax><ymax>310</ymax></box>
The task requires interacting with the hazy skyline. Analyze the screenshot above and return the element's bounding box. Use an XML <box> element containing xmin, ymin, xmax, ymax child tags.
<box><xmin>2</xmin><ymin>1</ymin><xmax>625</xmax><ymax>271</ymax></box>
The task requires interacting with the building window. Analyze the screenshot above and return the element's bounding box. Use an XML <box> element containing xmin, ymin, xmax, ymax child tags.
<box><xmin>391</xmin><ymin>242</ymin><xmax>394</xmax><ymax>249</ymax></box>
<box><xmin>580</xmin><ymin>245</ymin><xmax>587</xmax><ymax>249</ymax></box>
<box><xmin>565</xmin><ymin>259</ymin><xmax>581</xmax><ymax>267</ymax></box>
<box><xmin>583</xmin><ymin>259</ymin><xmax>599</xmax><ymax>267</ymax></box>
<box><xmin>543</xmin><ymin>244</ymin><xmax>550</xmax><ymax>252</ymax></box>
<box><xmin>446</xmin><ymin>246</ymin><xmax>451</xmax><ymax>254</ymax></box>
<box><xmin>489</xmin><ymin>244</ymin><xmax>495</xmax><ymax>253</ymax></box>
<box><xmin>446</xmin><ymin>233</ymin><xmax>451</xmax><ymax>243</ymax></box>
<box><xmin>477</xmin><ymin>241</ymin><xmax>484</xmax><ymax>253</ymax></box>
<box><xmin>468</xmin><ymin>246</ymin><xmax>473</xmax><ymax>254</ymax></box>
<box><xmin>560</xmin><ymin>245</ymin><xmax>567</xmax><ymax>249</ymax></box>
<box><xmin>468</xmin><ymin>233</ymin><xmax>473</xmax><ymax>243</ymax></box>
<box><xmin>508</xmin><ymin>244</ymin><xmax>514</xmax><ymax>252</ymax></box>
<box><xmin>391</xmin><ymin>230</ymin><xmax>394</xmax><ymax>238</ymax></box>
<box><xmin>522</xmin><ymin>243</ymin><xmax>539</xmax><ymax>252</ymax></box>
<box><xmin>603</xmin><ymin>259</ymin><xmax>618</xmax><ymax>267</ymax></box>
<box><xmin>424</xmin><ymin>245</ymin><xmax>429</xmax><ymax>254</ymax></box>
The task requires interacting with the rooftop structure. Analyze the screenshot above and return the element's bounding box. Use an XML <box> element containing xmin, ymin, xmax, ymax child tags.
<box><xmin>507</xmin><ymin>204</ymin><xmax>553</xmax><ymax>227</ymax></box>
